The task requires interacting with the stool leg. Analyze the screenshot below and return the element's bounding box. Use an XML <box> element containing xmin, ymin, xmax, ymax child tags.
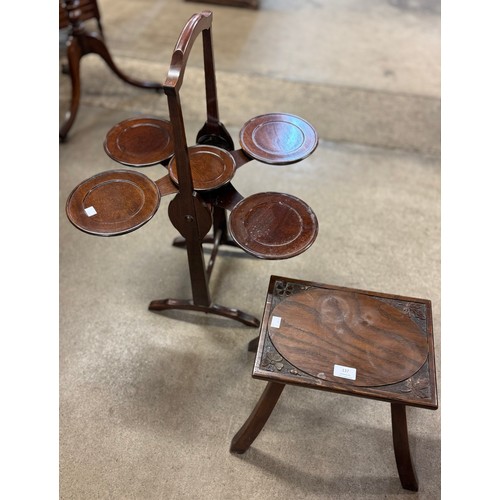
<box><xmin>247</xmin><ymin>336</ymin><xmax>259</xmax><ymax>352</ymax></box>
<box><xmin>391</xmin><ymin>403</ymin><xmax>418</xmax><ymax>491</ymax></box>
<box><xmin>230</xmin><ymin>382</ymin><xmax>285</xmax><ymax>454</ymax></box>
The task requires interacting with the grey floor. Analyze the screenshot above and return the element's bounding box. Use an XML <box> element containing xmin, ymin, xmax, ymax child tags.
<box><xmin>59</xmin><ymin>0</ymin><xmax>440</xmax><ymax>498</ymax></box>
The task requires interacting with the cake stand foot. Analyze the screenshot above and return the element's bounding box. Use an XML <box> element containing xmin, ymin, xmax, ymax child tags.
<box><xmin>148</xmin><ymin>298</ymin><xmax>260</xmax><ymax>327</ymax></box>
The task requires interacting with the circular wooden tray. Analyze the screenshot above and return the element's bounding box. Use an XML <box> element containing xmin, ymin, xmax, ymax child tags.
<box><xmin>66</xmin><ymin>169</ymin><xmax>161</xmax><ymax>236</ymax></box>
<box><xmin>168</xmin><ymin>145</ymin><xmax>236</xmax><ymax>191</ymax></box>
<box><xmin>104</xmin><ymin>117</ymin><xmax>175</xmax><ymax>167</ymax></box>
<box><xmin>239</xmin><ymin>113</ymin><xmax>318</xmax><ymax>165</ymax></box>
<box><xmin>228</xmin><ymin>192</ymin><xmax>318</xmax><ymax>259</ymax></box>
<box><xmin>268</xmin><ymin>288</ymin><xmax>428</xmax><ymax>387</ymax></box>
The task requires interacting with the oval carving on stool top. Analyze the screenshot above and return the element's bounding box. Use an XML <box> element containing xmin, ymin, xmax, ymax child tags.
<box><xmin>268</xmin><ymin>288</ymin><xmax>428</xmax><ymax>387</ymax></box>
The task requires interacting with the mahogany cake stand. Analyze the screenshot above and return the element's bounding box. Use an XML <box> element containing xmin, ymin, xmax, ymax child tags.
<box><xmin>66</xmin><ymin>11</ymin><xmax>319</xmax><ymax>337</ymax></box>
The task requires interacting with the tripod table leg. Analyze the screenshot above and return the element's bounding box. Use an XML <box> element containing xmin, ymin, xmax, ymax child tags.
<box><xmin>391</xmin><ymin>403</ymin><xmax>419</xmax><ymax>491</ymax></box>
<box><xmin>230</xmin><ymin>382</ymin><xmax>285</xmax><ymax>454</ymax></box>
<box><xmin>84</xmin><ymin>32</ymin><xmax>163</xmax><ymax>90</ymax></box>
<box><xmin>60</xmin><ymin>37</ymin><xmax>82</xmax><ymax>141</ymax></box>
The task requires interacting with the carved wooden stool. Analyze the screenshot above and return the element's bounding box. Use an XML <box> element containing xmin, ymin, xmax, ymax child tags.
<box><xmin>230</xmin><ymin>275</ymin><xmax>438</xmax><ymax>492</ymax></box>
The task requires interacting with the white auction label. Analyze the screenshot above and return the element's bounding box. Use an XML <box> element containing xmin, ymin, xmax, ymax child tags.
<box><xmin>333</xmin><ymin>364</ymin><xmax>357</xmax><ymax>380</ymax></box>
<box><xmin>84</xmin><ymin>206</ymin><xmax>97</xmax><ymax>217</ymax></box>
<box><xmin>270</xmin><ymin>316</ymin><xmax>282</xmax><ymax>328</ymax></box>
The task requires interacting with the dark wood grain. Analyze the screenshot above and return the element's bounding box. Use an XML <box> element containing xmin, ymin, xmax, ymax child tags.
<box><xmin>104</xmin><ymin>117</ymin><xmax>175</xmax><ymax>167</ymax></box>
<box><xmin>168</xmin><ymin>145</ymin><xmax>236</xmax><ymax>191</ymax></box>
<box><xmin>239</xmin><ymin>113</ymin><xmax>318</xmax><ymax>165</ymax></box>
<box><xmin>228</xmin><ymin>192</ymin><xmax>318</xmax><ymax>259</ymax></box>
<box><xmin>268</xmin><ymin>287</ymin><xmax>428</xmax><ymax>387</ymax></box>
<box><xmin>66</xmin><ymin>170</ymin><xmax>161</xmax><ymax>236</ymax></box>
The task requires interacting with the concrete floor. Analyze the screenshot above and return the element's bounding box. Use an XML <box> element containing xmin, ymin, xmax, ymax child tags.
<box><xmin>59</xmin><ymin>0</ymin><xmax>440</xmax><ymax>498</ymax></box>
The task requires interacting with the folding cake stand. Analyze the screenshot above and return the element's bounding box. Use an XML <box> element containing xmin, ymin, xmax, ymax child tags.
<box><xmin>66</xmin><ymin>11</ymin><xmax>319</xmax><ymax>343</ymax></box>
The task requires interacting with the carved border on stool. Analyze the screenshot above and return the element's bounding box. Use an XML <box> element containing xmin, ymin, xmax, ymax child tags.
<box><xmin>259</xmin><ymin>328</ymin><xmax>316</xmax><ymax>382</ymax></box>
<box><xmin>272</xmin><ymin>279</ymin><xmax>311</xmax><ymax>306</ymax></box>
<box><xmin>376</xmin><ymin>358</ymin><xmax>432</xmax><ymax>401</ymax></box>
<box><xmin>376</xmin><ymin>297</ymin><xmax>428</xmax><ymax>335</ymax></box>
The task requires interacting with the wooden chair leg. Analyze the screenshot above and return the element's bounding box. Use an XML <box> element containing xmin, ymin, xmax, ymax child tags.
<box><xmin>391</xmin><ymin>403</ymin><xmax>419</xmax><ymax>491</ymax></box>
<box><xmin>230</xmin><ymin>382</ymin><xmax>285</xmax><ymax>454</ymax></box>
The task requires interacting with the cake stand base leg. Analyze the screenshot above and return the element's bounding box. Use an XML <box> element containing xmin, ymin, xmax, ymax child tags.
<box><xmin>148</xmin><ymin>298</ymin><xmax>259</xmax><ymax>327</ymax></box>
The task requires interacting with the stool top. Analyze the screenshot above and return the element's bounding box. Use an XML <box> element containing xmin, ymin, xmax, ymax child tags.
<box><xmin>253</xmin><ymin>276</ymin><xmax>438</xmax><ymax>409</ymax></box>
